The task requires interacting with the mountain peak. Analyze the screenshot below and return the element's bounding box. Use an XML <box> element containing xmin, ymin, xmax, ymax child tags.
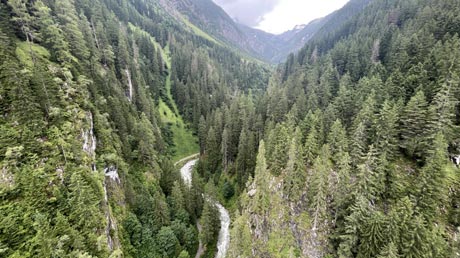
<box><xmin>292</xmin><ymin>24</ymin><xmax>307</xmax><ymax>31</ymax></box>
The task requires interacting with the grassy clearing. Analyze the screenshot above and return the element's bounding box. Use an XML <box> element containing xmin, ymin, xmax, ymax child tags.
<box><xmin>16</xmin><ymin>41</ymin><xmax>51</xmax><ymax>67</ymax></box>
<box><xmin>158</xmin><ymin>98</ymin><xmax>198</xmax><ymax>163</ymax></box>
<box><xmin>128</xmin><ymin>23</ymin><xmax>199</xmax><ymax>162</ymax></box>
<box><xmin>179</xmin><ymin>16</ymin><xmax>221</xmax><ymax>46</ymax></box>
<box><xmin>128</xmin><ymin>23</ymin><xmax>198</xmax><ymax>162</ymax></box>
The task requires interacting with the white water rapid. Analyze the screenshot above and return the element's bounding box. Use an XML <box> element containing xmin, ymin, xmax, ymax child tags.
<box><xmin>179</xmin><ymin>159</ymin><xmax>230</xmax><ymax>258</ymax></box>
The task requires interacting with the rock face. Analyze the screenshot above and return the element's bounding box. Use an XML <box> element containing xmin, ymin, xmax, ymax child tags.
<box><xmin>82</xmin><ymin>112</ymin><xmax>97</xmax><ymax>172</ymax></box>
<box><xmin>247</xmin><ymin>189</ymin><xmax>257</xmax><ymax>198</ymax></box>
<box><xmin>103</xmin><ymin>165</ymin><xmax>121</xmax><ymax>251</ymax></box>
<box><xmin>0</xmin><ymin>166</ymin><xmax>14</xmax><ymax>188</ymax></box>
<box><xmin>231</xmin><ymin>175</ymin><xmax>328</xmax><ymax>257</ymax></box>
<box><xmin>125</xmin><ymin>69</ymin><xmax>133</xmax><ymax>102</ymax></box>
<box><xmin>452</xmin><ymin>155</ymin><xmax>460</xmax><ymax>167</ymax></box>
<box><xmin>105</xmin><ymin>166</ymin><xmax>120</xmax><ymax>184</ymax></box>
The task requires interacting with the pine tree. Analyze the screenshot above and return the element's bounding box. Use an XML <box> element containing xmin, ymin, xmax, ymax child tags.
<box><xmin>427</xmin><ymin>78</ymin><xmax>458</xmax><ymax>146</ymax></box>
<box><xmin>350</xmin><ymin>122</ymin><xmax>367</xmax><ymax>166</ymax></box>
<box><xmin>357</xmin><ymin>211</ymin><xmax>387</xmax><ymax>258</ymax></box>
<box><xmin>266</xmin><ymin>124</ymin><xmax>290</xmax><ymax>175</ymax></box>
<box><xmin>304</xmin><ymin>128</ymin><xmax>320</xmax><ymax>165</ymax></box>
<box><xmin>54</xmin><ymin>0</ymin><xmax>90</xmax><ymax>61</ymax></box>
<box><xmin>310</xmin><ymin>145</ymin><xmax>332</xmax><ymax>233</ymax></box>
<box><xmin>328</xmin><ymin>119</ymin><xmax>349</xmax><ymax>159</ymax></box>
<box><xmin>200</xmin><ymin>199</ymin><xmax>219</xmax><ymax>246</ymax></box>
<box><xmin>416</xmin><ymin>133</ymin><xmax>449</xmax><ymax>222</ymax></box>
<box><xmin>400</xmin><ymin>91</ymin><xmax>429</xmax><ymax>159</ymax></box>
<box><xmin>333</xmin><ymin>74</ymin><xmax>356</xmax><ymax>126</ymax></box>
<box><xmin>355</xmin><ymin>145</ymin><xmax>384</xmax><ymax>202</ymax></box>
<box><xmin>221</xmin><ymin>127</ymin><xmax>229</xmax><ymax>172</ymax></box>
<box><xmin>178</xmin><ymin>250</ymin><xmax>190</xmax><ymax>258</ymax></box>
<box><xmin>352</xmin><ymin>91</ymin><xmax>377</xmax><ymax>142</ymax></box>
<box><xmin>170</xmin><ymin>181</ymin><xmax>186</xmax><ymax>220</ymax></box>
<box><xmin>252</xmin><ymin>141</ymin><xmax>270</xmax><ymax>213</ymax></box>
<box><xmin>228</xmin><ymin>213</ymin><xmax>252</xmax><ymax>257</ymax></box>
<box><xmin>377</xmin><ymin>243</ymin><xmax>399</xmax><ymax>258</ymax></box>
<box><xmin>338</xmin><ymin>196</ymin><xmax>370</xmax><ymax>258</ymax></box>
<box><xmin>32</xmin><ymin>1</ymin><xmax>75</xmax><ymax>65</ymax></box>
<box><xmin>156</xmin><ymin>226</ymin><xmax>180</xmax><ymax>258</ymax></box>
<box><xmin>198</xmin><ymin>116</ymin><xmax>207</xmax><ymax>155</ymax></box>
<box><xmin>236</xmin><ymin>127</ymin><xmax>250</xmax><ymax>187</ymax></box>
<box><xmin>374</xmin><ymin>100</ymin><xmax>400</xmax><ymax>159</ymax></box>
<box><xmin>8</xmin><ymin>0</ymin><xmax>35</xmax><ymax>43</ymax></box>
<box><xmin>284</xmin><ymin>130</ymin><xmax>306</xmax><ymax>201</ymax></box>
<box><xmin>205</xmin><ymin>126</ymin><xmax>220</xmax><ymax>173</ymax></box>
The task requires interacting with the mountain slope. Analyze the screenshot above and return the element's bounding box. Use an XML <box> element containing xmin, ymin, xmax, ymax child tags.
<box><xmin>0</xmin><ymin>0</ymin><xmax>269</xmax><ymax>257</ymax></box>
<box><xmin>157</xmin><ymin>0</ymin><xmax>372</xmax><ymax>63</ymax></box>
<box><xmin>220</xmin><ymin>0</ymin><xmax>460</xmax><ymax>256</ymax></box>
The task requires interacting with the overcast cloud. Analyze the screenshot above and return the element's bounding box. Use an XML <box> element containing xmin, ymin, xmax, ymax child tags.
<box><xmin>213</xmin><ymin>0</ymin><xmax>281</xmax><ymax>27</ymax></box>
<box><xmin>213</xmin><ymin>0</ymin><xmax>349</xmax><ymax>34</ymax></box>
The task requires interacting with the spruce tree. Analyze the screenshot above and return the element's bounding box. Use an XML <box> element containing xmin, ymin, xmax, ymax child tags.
<box><xmin>400</xmin><ymin>91</ymin><xmax>429</xmax><ymax>159</ymax></box>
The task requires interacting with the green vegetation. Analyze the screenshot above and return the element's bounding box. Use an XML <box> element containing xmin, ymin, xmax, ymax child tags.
<box><xmin>15</xmin><ymin>41</ymin><xmax>50</xmax><ymax>66</ymax></box>
<box><xmin>3</xmin><ymin>0</ymin><xmax>460</xmax><ymax>257</ymax></box>
<box><xmin>180</xmin><ymin>16</ymin><xmax>221</xmax><ymax>45</ymax></box>
<box><xmin>0</xmin><ymin>0</ymin><xmax>268</xmax><ymax>257</ymax></box>
<box><xmin>192</xmin><ymin>0</ymin><xmax>460</xmax><ymax>257</ymax></box>
<box><xmin>159</xmin><ymin>97</ymin><xmax>198</xmax><ymax>163</ymax></box>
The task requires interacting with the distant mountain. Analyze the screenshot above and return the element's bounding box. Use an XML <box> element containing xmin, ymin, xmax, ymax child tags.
<box><xmin>278</xmin><ymin>24</ymin><xmax>308</xmax><ymax>42</ymax></box>
<box><xmin>158</xmin><ymin>0</ymin><xmax>373</xmax><ymax>63</ymax></box>
<box><xmin>270</xmin><ymin>19</ymin><xmax>328</xmax><ymax>62</ymax></box>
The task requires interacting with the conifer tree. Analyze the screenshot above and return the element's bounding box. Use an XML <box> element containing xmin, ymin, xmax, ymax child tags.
<box><xmin>417</xmin><ymin>133</ymin><xmax>449</xmax><ymax>222</ymax></box>
<box><xmin>304</xmin><ymin>128</ymin><xmax>320</xmax><ymax>165</ymax></box>
<box><xmin>8</xmin><ymin>0</ymin><xmax>34</xmax><ymax>42</ymax></box>
<box><xmin>157</xmin><ymin>226</ymin><xmax>180</xmax><ymax>257</ymax></box>
<box><xmin>374</xmin><ymin>100</ymin><xmax>400</xmax><ymax>159</ymax></box>
<box><xmin>284</xmin><ymin>130</ymin><xmax>306</xmax><ymax>201</ymax></box>
<box><xmin>310</xmin><ymin>145</ymin><xmax>332</xmax><ymax>233</ymax></box>
<box><xmin>427</xmin><ymin>79</ymin><xmax>458</xmax><ymax>146</ymax></box>
<box><xmin>328</xmin><ymin>119</ymin><xmax>349</xmax><ymax>159</ymax></box>
<box><xmin>221</xmin><ymin>127</ymin><xmax>229</xmax><ymax>172</ymax></box>
<box><xmin>252</xmin><ymin>141</ymin><xmax>270</xmax><ymax>213</ymax></box>
<box><xmin>350</xmin><ymin>122</ymin><xmax>367</xmax><ymax>166</ymax></box>
<box><xmin>205</xmin><ymin>126</ymin><xmax>220</xmax><ymax>173</ymax></box>
<box><xmin>377</xmin><ymin>243</ymin><xmax>399</xmax><ymax>258</ymax></box>
<box><xmin>200</xmin><ymin>199</ymin><xmax>219</xmax><ymax>247</ymax></box>
<box><xmin>198</xmin><ymin>116</ymin><xmax>207</xmax><ymax>155</ymax></box>
<box><xmin>32</xmin><ymin>1</ymin><xmax>75</xmax><ymax>65</ymax></box>
<box><xmin>400</xmin><ymin>91</ymin><xmax>429</xmax><ymax>159</ymax></box>
<box><xmin>228</xmin><ymin>213</ymin><xmax>252</xmax><ymax>257</ymax></box>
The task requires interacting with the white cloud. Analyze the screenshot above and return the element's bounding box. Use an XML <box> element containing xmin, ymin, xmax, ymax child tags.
<box><xmin>213</xmin><ymin>0</ymin><xmax>281</xmax><ymax>27</ymax></box>
<box><xmin>213</xmin><ymin>0</ymin><xmax>350</xmax><ymax>34</ymax></box>
<box><xmin>256</xmin><ymin>0</ymin><xmax>349</xmax><ymax>34</ymax></box>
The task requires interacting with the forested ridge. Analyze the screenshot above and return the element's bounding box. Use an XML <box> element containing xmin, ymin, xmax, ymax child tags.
<box><xmin>1</xmin><ymin>0</ymin><xmax>460</xmax><ymax>257</ymax></box>
<box><xmin>218</xmin><ymin>0</ymin><xmax>460</xmax><ymax>256</ymax></box>
<box><xmin>0</xmin><ymin>0</ymin><xmax>268</xmax><ymax>257</ymax></box>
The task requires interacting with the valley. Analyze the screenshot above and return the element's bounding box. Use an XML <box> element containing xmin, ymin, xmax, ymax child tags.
<box><xmin>1</xmin><ymin>0</ymin><xmax>460</xmax><ymax>257</ymax></box>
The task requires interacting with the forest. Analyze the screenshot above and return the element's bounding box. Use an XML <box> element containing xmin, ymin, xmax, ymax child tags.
<box><xmin>0</xmin><ymin>0</ymin><xmax>460</xmax><ymax>257</ymax></box>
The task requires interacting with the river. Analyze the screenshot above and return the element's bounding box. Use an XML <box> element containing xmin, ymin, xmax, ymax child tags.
<box><xmin>179</xmin><ymin>159</ymin><xmax>230</xmax><ymax>258</ymax></box>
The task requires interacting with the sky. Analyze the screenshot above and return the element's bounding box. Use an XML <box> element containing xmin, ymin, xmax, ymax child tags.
<box><xmin>212</xmin><ymin>0</ymin><xmax>350</xmax><ymax>34</ymax></box>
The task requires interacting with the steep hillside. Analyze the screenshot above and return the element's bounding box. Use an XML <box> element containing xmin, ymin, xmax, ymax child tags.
<box><xmin>216</xmin><ymin>0</ymin><xmax>460</xmax><ymax>256</ymax></box>
<box><xmin>0</xmin><ymin>0</ymin><xmax>268</xmax><ymax>257</ymax></box>
<box><xmin>3</xmin><ymin>0</ymin><xmax>460</xmax><ymax>257</ymax></box>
